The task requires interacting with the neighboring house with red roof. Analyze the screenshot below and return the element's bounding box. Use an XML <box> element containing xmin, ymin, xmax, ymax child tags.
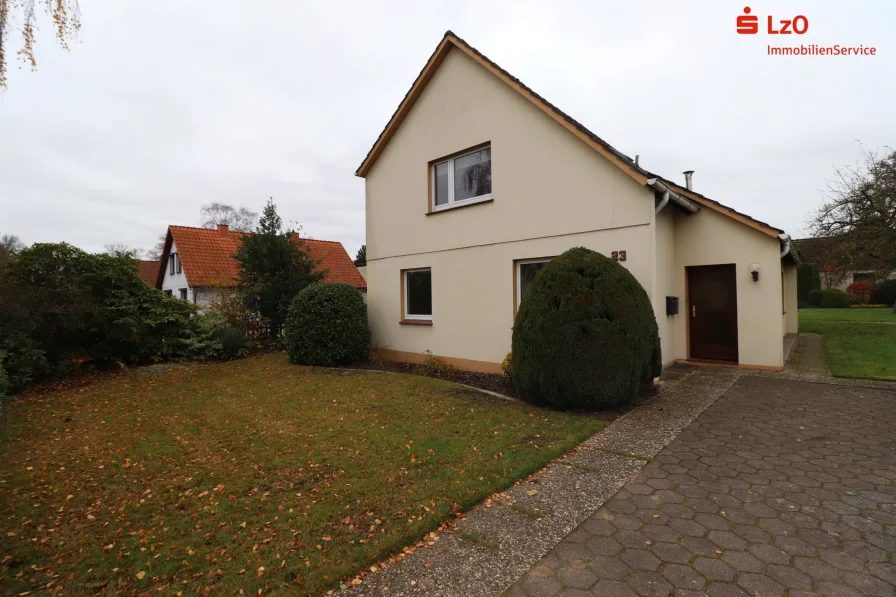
<box><xmin>155</xmin><ymin>224</ymin><xmax>366</xmax><ymax>306</ymax></box>
<box><xmin>137</xmin><ymin>260</ymin><xmax>160</xmax><ymax>286</ymax></box>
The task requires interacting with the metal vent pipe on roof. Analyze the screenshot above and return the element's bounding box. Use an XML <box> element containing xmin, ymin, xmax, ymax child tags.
<box><xmin>683</xmin><ymin>170</ymin><xmax>694</xmax><ymax>191</ymax></box>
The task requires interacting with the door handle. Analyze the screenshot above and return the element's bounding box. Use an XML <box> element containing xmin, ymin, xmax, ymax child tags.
<box><xmin>692</xmin><ymin>305</ymin><xmax>696</xmax><ymax>318</ymax></box>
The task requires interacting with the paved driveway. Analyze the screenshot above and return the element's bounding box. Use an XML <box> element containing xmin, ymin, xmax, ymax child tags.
<box><xmin>506</xmin><ymin>376</ymin><xmax>896</xmax><ymax>597</ymax></box>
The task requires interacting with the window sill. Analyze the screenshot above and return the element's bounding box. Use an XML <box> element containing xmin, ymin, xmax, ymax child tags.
<box><xmin>400</xmin><ymin>319</ymin><xmax>433</xmax><ymax>326</ymax></box>
<box><xmin>427</xmin><ymin>197</ymin><xmax>493</xmax><ymax>215</ymax></box>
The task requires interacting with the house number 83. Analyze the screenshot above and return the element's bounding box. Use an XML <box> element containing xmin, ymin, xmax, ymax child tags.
<box><xmin>611</xmin><ymin>250</ymin><xmax>627</xmax><ymax>262</ymax></box>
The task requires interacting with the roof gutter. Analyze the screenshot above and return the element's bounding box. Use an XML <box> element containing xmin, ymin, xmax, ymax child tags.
<box><xmin>647</xmin><ymin>178</ymin><xmax>699</xmax><ymax>214</ymax></box>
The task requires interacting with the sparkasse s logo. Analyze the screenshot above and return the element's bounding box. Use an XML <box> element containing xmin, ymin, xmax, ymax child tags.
<box><xmin>737</xmin><ymin>6</ymin><xmax>809</xmax><ymax>35</ymax></box>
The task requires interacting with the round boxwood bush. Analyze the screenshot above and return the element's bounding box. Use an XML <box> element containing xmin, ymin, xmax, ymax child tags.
<box><xmin>284</xmin><ymin>283</ymin><xmax>370</xmax><ymax>366</ymax></box>
<box><xmin>511</xmin><ymin>247</ymin><xmax>660</xmax><ymax>410</ymax></box>
<box><xmin>820</xmin><ymin>288</ymin><xmax>851</xmax><ymax>308</ymax></box>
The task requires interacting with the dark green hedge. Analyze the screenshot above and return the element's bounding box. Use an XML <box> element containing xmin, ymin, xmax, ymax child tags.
<box><xmin>874</xmin><ymin>280</ymin><xmax>896</xmax><ymax>306</ymax></box>
<box><xmin>284</xmin><ymin>283</ymin><xmax>370</xmax><ymax>366</ymax></box>
<box><xmin>820</xmin><ymin>288</ymin><xmax>851</xmax><ymax>308</ymax></box>
<box><xmin>511</xmin><ymin>247</ymin><xmax>660</xmax><ymax>410</ymax></box>
<box><xmin>0</xmin><ymin>243</ymin><xmax>199</xmax><ymax>393</ymax></box>
<box><xmin>808</xmin><ymin>288</ymin><xmax>822</xmax><ymax>307</ymax></box>
<box><xmin>797</xmin><ymin>263</ymin><xmax>821</xmax><ymax>302</ymax></box>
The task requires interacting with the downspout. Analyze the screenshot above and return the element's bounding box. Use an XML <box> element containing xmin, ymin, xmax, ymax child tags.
<box><xmin>779</xmin><ymin>234</ymin><xmax>792</xmax><ymax>258</ymax></box>
<box><xmin>655</xmin><ymin>190</ymin><xmax>670</xmax><ymax>214</ymax></box>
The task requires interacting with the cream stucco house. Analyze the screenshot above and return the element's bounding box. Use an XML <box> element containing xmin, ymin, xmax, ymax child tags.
<box><xmin>357</xmin><ymin>32</ymin><xmax>799</xmax><ymax>374</ymax></box>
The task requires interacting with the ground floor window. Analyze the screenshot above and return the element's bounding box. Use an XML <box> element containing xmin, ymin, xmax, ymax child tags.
<box><xmin>179</xmin><ymin>288</ymin><xmax>188</xmax><ymax>300</ymax></box>
<box><xmin>403</xmin><ymin>268</ymin><xmax>432</xmax><ymax>321</ymax></box>
<box><xmin>516</xmin><ymin>258</ymin><xmax>552</xmax><ymax>309</ymax></box>
<box><xmin>164</xmin><ymin>289</ymin><xmax>173</xmax><ymax>297</ymax></box>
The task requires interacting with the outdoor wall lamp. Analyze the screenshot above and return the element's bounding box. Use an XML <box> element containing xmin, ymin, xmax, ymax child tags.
<box><xmin>749</xmin><ymin>263</ymin><xmax>760</xmax><ymax>281</ymax></box>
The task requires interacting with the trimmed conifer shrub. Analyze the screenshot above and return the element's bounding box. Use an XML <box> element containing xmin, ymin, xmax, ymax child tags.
<box><xmin>284</xmin><ymin>283</ymin><xmax>370</xmax><ymax>366</ymax></box>
<box><xmin>511</xmin><ymin>247</ymin><xmax>660</xmax><ymax>410</ymax></box>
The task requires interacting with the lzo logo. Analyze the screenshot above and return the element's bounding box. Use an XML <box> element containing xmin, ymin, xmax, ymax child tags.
<box><xmin>737</xmin><ymin>6</ymin><xmax>809</xmax><ymax>35</ymax></box>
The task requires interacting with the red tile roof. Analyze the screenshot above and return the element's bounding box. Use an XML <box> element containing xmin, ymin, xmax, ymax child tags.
<box><xmin>159</xmin><ymin>225</ymin><xmax>366</xmax><ymax>290</ymax></box>
<box><xmin>137</xmin><ymin>260</ymin><xmax>160</xmax><ymax>285</ymax></box>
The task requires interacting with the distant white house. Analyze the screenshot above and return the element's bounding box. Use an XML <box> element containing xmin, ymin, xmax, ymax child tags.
<box><xmin>156</xmin><ymin>224</ymin><xmax>367</xmax><ymax>305</ymax></box>
<box><xmin>792</xmin><ymin>237</ymin><xmax>894</xmax><ymax>291</ymax></box>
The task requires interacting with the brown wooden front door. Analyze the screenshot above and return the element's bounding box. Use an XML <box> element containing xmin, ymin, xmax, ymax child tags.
<box><xmin>687</xmin><ymin>264</ymin><xmax>739</xmax><ymax>362</ymax></box>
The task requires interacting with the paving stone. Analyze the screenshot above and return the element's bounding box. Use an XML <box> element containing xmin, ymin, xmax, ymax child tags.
<box><xmin>554</xmin><ymin>560</ymin><xmax>597</xmax><ymax>590</ymax></box>
<box><xmin>626</xmin><ymin>571</ymin><xmax>671</xmax><ymax>597</ymax></box>
<box><xmin>650</xmin><ymin>542</ymin><xmax>691</xmax><ymax>565</ymax></box>
<box><xmin>693</xmin><ymin>557</ymin><xmax>735</xmax><ymax>582</ymax></box>
<box><xmin>737</xmin><ymin>573</ymin><xmax>784</xmax><ymax>596</ymax></box>
<box><xmin>662</xmin><ymin>563</ymin><xmax>706</xmax><ymax>591</ymax></box>
<box><xmin>520</xmin><ymin>565</ymin><xmax>563</xmax><ymax>597</ymax></box>
<box><xmin>502</xmin><ymin>375</ymin><xmax>896</xmax><ymax>597</ymax></box>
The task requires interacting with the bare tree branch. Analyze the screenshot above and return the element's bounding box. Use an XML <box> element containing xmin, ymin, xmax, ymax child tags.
<box><xmin>200</xmin><ymin>202</ymin><xmax>258</xmax><ymax>233</ymax></box>
<box><xmin>808</xmin><ymin>143</ymin><xmax>896</xmax><ymax>282</ymax></box>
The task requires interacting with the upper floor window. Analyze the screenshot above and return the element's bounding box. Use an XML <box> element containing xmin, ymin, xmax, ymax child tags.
<box><xmin>169</xmin><ymin>253</ymin><xmax>181</xmax><ymax>275</ymax></box>
<box><xmin>432</xmin><ymin>145</ymin><xmax>492</xmax><ymax>211</ymax></box>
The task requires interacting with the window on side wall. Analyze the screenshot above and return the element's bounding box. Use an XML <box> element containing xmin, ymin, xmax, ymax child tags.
<box><xmin>516</xmin><ymin>258</ymin><xmax>552</xmax><ymax>311</ymax></box>
<box><xmin>432</xmin><ymin>145</ymin><xmax>491</xmax><ymax>211</ymax></box>
<box><xmin>164</xmin><ymin>289</ymin><xmax>173</xmax><ymax>297</ymax></box>
<box><xmin>169</xmin><ymin>254</ymin><xmax>176</xmax><ymax>275</ymax></box>
<box><xmin>180</xmin><ymin>288</ymin><xmax>188</xmax><ymax>300</ymax></box>
<box><xmin>175</xmin><ymin>254</ymin><xmax>182</xmax><ymax>274</ymax></box>
<box><xmin>403</xmin><ymin>268</ymin><xmax>432</xmax><ymax>322</ymax></box>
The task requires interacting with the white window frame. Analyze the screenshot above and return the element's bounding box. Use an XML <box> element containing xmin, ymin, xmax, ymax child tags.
<box><xmin>516</xmin><ymin>258</ymin><xmax>553</xmax><ymax>309</ymax></box>
<box><xmin>431</xmin><ymin>145</ymin><xmax>492</xmax><ymax>212</ymax></box>
<box><xmin>404</xmin><ymin>268</ymin><xmax>432</xmax><ymax>321</ymax></box>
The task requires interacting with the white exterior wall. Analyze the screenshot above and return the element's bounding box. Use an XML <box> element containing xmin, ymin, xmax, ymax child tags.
<box><xmin>784</xmin><ymin>263</ymin><xmax>798</xmax><ymax>335</ymax></box>
<box><xmin>652</xmin><ymin>207</ymin><xmax>679</xmax><ymax>366</ymax></box>
<box><xmin>160</xmin><ymin>241</ymin><xmax>195</xmax><ymax>302</ymax></box>
<box><xmin>367</xmin><ymin>226</ymin><xmax>653</xmax><ymax>367</ymax></box>
<box><xmin>672</xmin><ymin>208</ymin><xmax>785</xmax><ymax>369</ymax></box>
<box><xmin>364</xmin><ymin>47</ymin><xmax>655</xmax><ymax>370</ymax></box>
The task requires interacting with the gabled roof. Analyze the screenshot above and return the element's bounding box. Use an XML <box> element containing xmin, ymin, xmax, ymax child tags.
<box><xmin>356</xmin><ymin>31</ymin><xmax>784</xmax><ymax>239</ymax></box>
<box><xmin>137</xmin><ymin>260</ymin><xmax>160</xmax><ymax>285</ymax></box>
<box><xmin>156</xmin><ymin>225</ymin><xmax>366</xmax><ymax>290</ymax></box>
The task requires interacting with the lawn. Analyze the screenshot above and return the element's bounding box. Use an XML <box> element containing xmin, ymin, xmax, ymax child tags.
<box><xmin>799</xmin><ymin>307</ymin><xmax>896</xmax><ymax>322</ymax></box>
<box><xmin>799</xmin><ymin>315</ymin><xmax>896</xmax><ymax>380</ymax></box>
<box><xmin>0</xmin><ymin>354</ymin><xmax>604</xmax><ymax>597</ymax></box>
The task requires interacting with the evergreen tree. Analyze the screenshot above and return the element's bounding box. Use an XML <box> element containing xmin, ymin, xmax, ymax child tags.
<box><xmin>234</xmin><ymin>199</ymin><xmax>323</xmax><ymax>338</ymax></box>
<box><xmin>354</xmin><ymin>244</ymin><xmax>366</xmax><ymax>267</ymax></box>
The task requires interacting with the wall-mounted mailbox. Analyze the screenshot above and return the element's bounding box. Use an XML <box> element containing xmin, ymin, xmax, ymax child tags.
<box><xmin>666</xmin><ymin>296</ymin><xmax>679</xmax><ymax>316</ymax></box>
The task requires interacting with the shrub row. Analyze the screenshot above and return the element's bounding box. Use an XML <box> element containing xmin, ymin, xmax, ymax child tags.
<box><xmin>0</xmin><ymin>244</ymin><xmax>249</xmax><ymax>394</ymax></box>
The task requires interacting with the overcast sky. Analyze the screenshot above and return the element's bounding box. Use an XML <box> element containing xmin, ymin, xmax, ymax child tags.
<box><xmin>1</xmin><ymin>0</ymin><xmax>893</xmax><ymax>258</ymax></box>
